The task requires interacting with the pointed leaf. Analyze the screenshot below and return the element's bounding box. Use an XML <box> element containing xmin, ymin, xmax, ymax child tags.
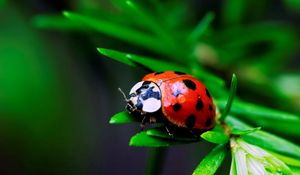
<box><xmin>243</xmin><ymin>131</ymin><xmax>300</xmax><ymax>159</ymax></box>
<box><xmin>146</xmin><ymin>127</ymin><xmax>198</xmax><ymax>142</ymax></box>
<box><xmin>186</xmin><ymin>12</ymin><xmax>214</xmax><ymax>44</ymax></box>
<box><xmin>192</xmin><ymin>144</ymin><xmax>227</xmax><ymax>175</ymax></box>
<box><xmin>217</xmin><ymin>99</ymin><xmax>300</xmax><ymax>135</ymax></box>
<box><xmin>231</xmin><ymin>127</ymin><xmax>261</xmax><ymax>136</ymax></box>
<box><xmin>109</xmin><ymin>111</ymin><xmax>139</xmax><ymax>124</ymax></box>
<box><xmin>129</xmin><ymin>131</ymin><xmax>183</xmax><ymax>147</ymax></box>
<box><xmin>32</xmin><ymin>14</ymin><xmax>83</xmax><ymax>30</ymax></box>
<box><xmin>226</xmin><ymin>116</ymin><xmax>300</xmax><ymax>158</ymax></box>
<box><xmin>230</xmin><ymin>153</ymin><xmax>237</xmax><ymax>175</ymax></box>
<box><xmin>200</xmin><ymin>131</ymin><xmax>229</xmax><ymax>144</ymax></box>
<box><xmin>219</xmin><ymin>73</ymin><xmax>237</xmax><ymax>121</ymax></box>
<box><xmin>269</xmin><ymin>150</ymin><xmax>300</xmax><ymax>167</ymax></box>
<box><xmin>63</xmin><ymin>11</ymin><xmax>177</xmax><ymax>58</ymax></box>
<box><xmin>98</xmin><ymin>48</ymin><xmax>188</xmax><ymax>72</ymax></box>
<box><xmin>98</xmin><ymin>48</ymin><xmax>135</xmax><ymax>67</ymax></box>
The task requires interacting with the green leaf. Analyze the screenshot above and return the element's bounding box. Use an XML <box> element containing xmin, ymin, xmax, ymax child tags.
<box><xmin>129</xmin><ymin>131</ymin><xmax>183</xmax><ymax>147</ymax></box>
<box><xmin>109</xmin><ymin>111</ymin><xmax>139</xmax><ymax>124</ymax></box>
<box><xmin>200</xmin><ymin>131</ymin><xmax>229</xmax><ymax>144</ymax></box>
<box><xmin>243</xmin><ymin>131</ymin><xmax>300</xmax><ymax>159</ymax></box>
<box><xmin>123</xmin><ymin>0</ymin><xmax>176</xmax><ymax>47</ymax></box>
<box><xmin>146</xmin><ymin>127</ymin><xmax>198</xmax><ymax>142</ymax></box>
<box><xmin>98</xmin><ymin>48</ymin><xmax>188</xmax><ymax>72</ymax></box>
<box><xmin>192</xmin><ymin>144</ymin><xmax>227</xmax><ymax>175</ymax></box>
<box><xmin>226</xmin><ymin>116</ymin><xmax>300</xmax><ymax>158</ymax></box>
<box><xmin>269</xmin><ymin>150</ymin><xmax>300</xmax><ymax>167</ymax></box>
<box><xmin>98</xmin><ymin>47</ymin><xmax>226</xmax><ymax>97</ymax></box>
<box><xmin>63</xmin><ymin>11</ymin><xmax>178</xmax><ymax>58</ymax></box>
<box><xmin>231</xmin><ymin>127</ymin><xmax>261</xmax><ymax>135</ymax></box>
<box><xmin>186</xmin><ymin>12</ymin><xmax>214</xmax><ymax>44</ymax></box>
<box><xmin>219</xmin><ymin>73</ymin><xmax>237</xmax><ymax>121</ymax></box>
<box><xmin>230</xmin><ymin>153</ymin><xmax>237</xmax><ymax>175</ymax></box>
<box><xmin>32</xmin><ymin>15</ymin><xmax>83</xmax><ymax>30</ymax></box>
<box><xmin>217</xmin><ymin>99</ymin><xmax>300</xmax><ymax>135</ymax></box>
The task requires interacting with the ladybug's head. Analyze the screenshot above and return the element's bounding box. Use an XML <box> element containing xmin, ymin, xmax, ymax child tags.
<box><xmin>120</xmin><ymin>81</ymin><xmax>162</xmax><ymax>115</ymax></box>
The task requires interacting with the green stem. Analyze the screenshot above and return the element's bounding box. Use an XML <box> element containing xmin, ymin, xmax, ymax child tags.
<box><xmin>145</xmin><ymin>148</ymin><xmax>167</xmax><ymax>175</ymax></box>
<box><xmin>219</xmin><ymin>74</ymin><xmax>237</xmax><ymax>121</ymax></box>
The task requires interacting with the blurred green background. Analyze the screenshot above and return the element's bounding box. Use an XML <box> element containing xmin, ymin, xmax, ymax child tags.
<box><xmin>1</xmin><ymin>0</ymin><xmax>300</xmax><ymax>174</ymax></box>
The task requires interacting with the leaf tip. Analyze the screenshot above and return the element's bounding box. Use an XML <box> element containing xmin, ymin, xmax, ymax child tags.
<box><xmin>109</xmin><ymin>117</ymin><xmax>116</xmax><ymax>124</ymax></box>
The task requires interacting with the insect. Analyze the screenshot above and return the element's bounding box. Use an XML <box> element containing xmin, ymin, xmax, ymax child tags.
<box><xmin>120</xmin><ymin>71</ymin><xmax>216</xmax><ymax>134</ymax></box>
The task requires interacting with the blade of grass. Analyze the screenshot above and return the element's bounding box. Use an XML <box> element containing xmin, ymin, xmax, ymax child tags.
<box><xmin>63</xmin><ymin>11</ymin><xmax>178</xmax><ymax>58</ymax></box>
<box><xmin>186</xmin><ymin>12</ymin><xmax>215</xmax><ymax>44</ymax></box>
<box><xmin>200</xmin><ymin>131</ymin><xmax>229</xmax><ymax>144</ymax></box>
<box><xmin>219</xmin><ymin>74</ymin><xmax>237</xmax><ymax>121</ymax></box>
<box><xmin>99</xmin><ymin>47</ymin><xmax>226</xmax><ymax>95</ymax></box>
<box><xmin>98</xmin><ymin>48</ymin><xmax>189</xmax><ymax>72</ymax></box>
<box><xmin>32</xmin><ymin>14</ymin><xmax>83</xmax><ymax>30</ymax></box>
<box><xmin>192</xmin><ymin>144</ymin><xmax>227</xmax><ymax>175</ymax></box>
<box><xmin>109</xmin><ymin>111</ymin><xmax>139</xmax><ymax>124</ymax></box>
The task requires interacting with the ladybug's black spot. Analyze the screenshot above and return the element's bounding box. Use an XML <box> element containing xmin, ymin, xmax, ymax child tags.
<box><xmin>205</xmin><ymin>88</ymin><xmax>211</xmax><ymax>98</ymax></box>
<box><xmin>174</xmin><ymin>71</ymin><xmax>186</xmax><ymax>75</ymax></box>
<box><xmin>209</xmin><ymin>104</ymin><xmax>213</xmax><ymax>111</ymax></box>
<box><xmin>196</xmin><ymin>98</ymin><xmax>204</xmax><ymax>111</ymax></box>
<box><xmin>205</xmin><ymin>117</ymin><xmax>212</xmax><ymax>127</ymax></box>
<box><xmin>172</xmin><ymin>103</ymin><xmax>182</xmax><ymax>112</ymax></box>
<box><xmin>183</xmin><ymin>79</ymin><xmax>196</xmax><ymax>90</ymax></box>
<box><xmin>154</xmin><ymin>72</ymin><xmax>164</xmax><ymax>75</ymax></box>
<box><xmin>142</xmin><ymin>81</ymin><xmax>151</xmax><ymax>86</ymax></box>
<box><xmin>185</xmin><ymin>115</ymin><xmax>196</xmax><ymax>128</ymax></box>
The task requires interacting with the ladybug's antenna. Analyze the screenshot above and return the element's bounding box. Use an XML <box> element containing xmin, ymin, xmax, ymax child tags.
<box><xmin>118</xmin><ymin>88</ymin><xmax>129</xmax><ymax>102</ymax></box>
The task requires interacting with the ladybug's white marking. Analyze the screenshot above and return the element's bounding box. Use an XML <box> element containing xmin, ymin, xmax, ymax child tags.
<box><xmin>128</xmin><ymin>81</ymin><xmax>162</xmax><ymax>113</ymax></box>
<box><xmin>142</xmin><ymin>98</ymin><xmax>161</xmax><ymax>112</ymax></box>
<box><xmin>129</xmin><ymin>81</ymin><xmax>143</xmax><ymax>95</ymax></box>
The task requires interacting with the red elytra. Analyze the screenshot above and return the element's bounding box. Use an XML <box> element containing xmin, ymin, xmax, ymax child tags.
<box><xmin>142</xmin><ymin>71</ymin><xmax>216</xmax><ymax>130</ymax></box>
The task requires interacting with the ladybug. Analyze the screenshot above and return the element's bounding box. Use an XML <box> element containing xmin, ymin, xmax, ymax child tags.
<box><xmin>120</xmin><ymin>71</ymin><xmax>216</xmax><ymax>133</ymax></box>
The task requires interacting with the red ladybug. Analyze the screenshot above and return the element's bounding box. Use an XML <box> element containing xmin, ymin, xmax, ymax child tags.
<box><xmin>121</xmin><ymin>71</ymin><xmax>216</xmax><ymax>132</ymax></box>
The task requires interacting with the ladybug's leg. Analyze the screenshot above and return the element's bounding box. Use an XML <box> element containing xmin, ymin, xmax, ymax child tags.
<box><xmin>140</xmin><ymin>115</ymin><xmax>149</xmax><ymax>130</ymax></box>
<box><xmin>149</xmin><ymin>116</ymin><xmax>157</xmax><ymax>123</ymax></box>
<box><xmin>189</xmin><ymin>129</ymin><xmax>200</xmax><ymax>141</ymax></box>
<box><xmin>164</xmin><ymin>125</ymin><xmax>175</xmax><ymax>138</ymax></box>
